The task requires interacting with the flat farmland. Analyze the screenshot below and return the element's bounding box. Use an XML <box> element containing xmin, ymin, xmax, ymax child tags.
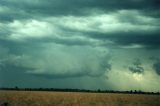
<box><xmin>0</xmin><ymin>91</ymin><xmax>159</xmax><ymax>106</ymax></box>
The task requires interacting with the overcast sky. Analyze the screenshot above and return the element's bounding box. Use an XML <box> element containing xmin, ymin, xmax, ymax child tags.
<box><xmin>0</xmin><ymin>0</ymin><xmax>160</xmax><ymax>92</ymax></box>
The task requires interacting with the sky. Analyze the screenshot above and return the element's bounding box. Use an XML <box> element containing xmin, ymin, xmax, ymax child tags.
<box><xmin>0</xmin><ymin>0</ymin><xmax>160</xmax><ymax>92</ymax></box>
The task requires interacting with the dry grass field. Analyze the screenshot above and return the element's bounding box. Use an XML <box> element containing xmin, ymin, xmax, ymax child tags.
<box><xmin>0</xmin><ymin>91</ymin><xmax>159</xmax><ymax>106</ymax></box>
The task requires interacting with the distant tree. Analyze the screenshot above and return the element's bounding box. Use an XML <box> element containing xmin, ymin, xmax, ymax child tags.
<box><xmin>134</xmin><ymin>90</ymin><xmax>137</xmax><ymax>94</ymax></box>
<box><xmin>15</xmin><ymin>86</ymin><xmax>19</xmax><ymax>90</ymax></box>
<box><xmin>97</xmin><ymin>89</ymin><xmax>101</xmax><ymax>92</ymax></box>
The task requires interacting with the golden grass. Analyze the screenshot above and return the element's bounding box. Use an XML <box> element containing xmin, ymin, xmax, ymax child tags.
<box><xmin>0</xmin><ymin>91</ymin><xmax>159</xmax><ymax>106</ymax></box>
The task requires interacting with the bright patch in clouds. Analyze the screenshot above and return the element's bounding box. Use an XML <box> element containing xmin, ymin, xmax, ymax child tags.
<box><xmin>9</xmin><ymin>20</ymin><xmax>57</xmax><ymax>40</ymax></box>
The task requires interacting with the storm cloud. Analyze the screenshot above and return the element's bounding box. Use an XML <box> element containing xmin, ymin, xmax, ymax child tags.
<box><xmin>129</xmin><ymin>59</ymin><xmax>144</xmax><ymax>73</ymax></box>
<box><xmin>153</xmin><ymin>60</ymin><xmax>160</xmax><ymax>75</ymax></box>
<box><xmin>0</xmin><ymin>0</ymin><xmax>160</xmax><ymax>91</ymax></box>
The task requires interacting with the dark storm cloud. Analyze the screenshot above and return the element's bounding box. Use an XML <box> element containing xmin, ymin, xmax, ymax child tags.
<box><xmin>0</xmin><ymin>0</ymin><xmax>159</xmax><ymax>49</ymax></box>
<box><xmin>25</xmin><ymin>50</ymin><xmax>112</xmax><ymax>78</ymax></box>
<box><xmin>29</xmin><ymin>63</ymin><xmax>111</xmax><ymax>79</ymax></box>
<box><xmin>129</xmin><ymin>66</ymin><xmax>144</xmax><ymax>74</ymax></box>
<box><xmin>111</xmin><ymin>34</ymin><xmax>160</xmax><ymax>49</ymax></box>
<box><xmin>0</xmin><ymin>61</ymin><xmax>34</xmax><ymax>72</ymax></box>
<box><xmin>28</xmin><ymin>62</ymin><xmax>111</xmax><ymax>79</ymax></box>
<box><xmin>142</xmin><ymin>10</ymin><xmax>160</xmax><ymax>18</ymax></box>
<box><xmin>83</xmin><ymin>31</ymin><xmax>160</xmax><ymax>49</ymax></box>
<box><xmin>0</xmin><ymin>39</ymin><xmax>112</xmax><ymax>79</ymax></box>
<box><xmin>153</xmin><ymin>60</ymin><xmax>160</xmax><ymax>75</ymax></box>
<box><xmin>0</xmin><ymin>10</ymin><xmax>29</xmax><ymax>23</ymax></box>
<box><xmin>3</xmin><ymin>0</ymin><xmax>160</xmax><ymax>12</ymax></box>
<box><xmin>128</xmin><ymin>59</ymin><xmax>144</xmax><ymax>73</ymax></box>
<box><xmin>0</xmin><ymin>0</ymin><xmax>160</xmax><ymax>22</ymax></box>
<box><xmin>26</xmin><ymin>37</ymin><xmax>94</xmax><ymax>47</ymax></box>
<box><xmin>0</xmin><ymin>59</ymin><xmax>36</xmax><ymax>85</ymax></box>
<box><xmin>0</xmin><ymin>39</ymin><xmax>43</xmax><ymax>55</ymax></box>
<box><xmin>0</xmin><ymin>24</ymin><xmax>11</xmax><ymax>37</ymax></box>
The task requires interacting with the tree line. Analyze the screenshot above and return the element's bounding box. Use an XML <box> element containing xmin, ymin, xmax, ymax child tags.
<box><xmin>0</xmin><ymin>87</ymin><xmax>159</xmax><ymax>95</ymax></box>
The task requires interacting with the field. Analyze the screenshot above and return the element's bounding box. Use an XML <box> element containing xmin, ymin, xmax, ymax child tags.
<box><xmin>0</xmin><ymin>91</ymin><xmax>159</xmax><ymax>106</ymax></box>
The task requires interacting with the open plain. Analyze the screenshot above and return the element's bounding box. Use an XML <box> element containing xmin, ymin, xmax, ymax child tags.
<box><xmin>0</xmin><ymin>91</ymin><xmax>159</xmax><ymax>106</ymax></box>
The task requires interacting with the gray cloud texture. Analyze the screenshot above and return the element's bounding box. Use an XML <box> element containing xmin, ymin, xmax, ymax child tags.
<box><xmin>129</xmin><ymin>59</ymin><xmax>144</xmax><ymax>73</ymax></box>
<box><xmin>0</xmin><ymin>0</ymin><xmax>160</xmax><ymax>19</ymax></box>
<box><xmin>153</xmin><ymin>59</ymin><xmax>160</xmax><ymax>75</ymax></box>
<box><xmin>0</xmin><ymin>44</ymin><xmax>111</xmax><ymax>78</ymax></box>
